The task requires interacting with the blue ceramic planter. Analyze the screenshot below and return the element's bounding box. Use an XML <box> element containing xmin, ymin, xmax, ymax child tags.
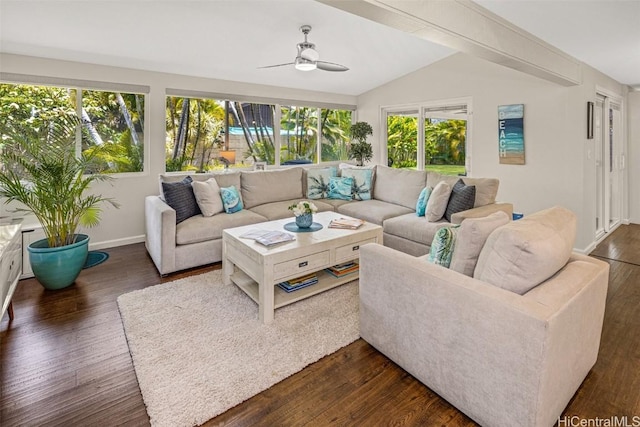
<box><xmin>295</xmin><ymin>213</ymin><xmax>313</xmax><ymax>228</ymax></box>
<box><xmin>28</xmin><ymin>234</ymin><xmax>89</xmax><ymax>290</ymax></box>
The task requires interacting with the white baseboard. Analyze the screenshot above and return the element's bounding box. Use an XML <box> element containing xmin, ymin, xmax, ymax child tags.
<box><xmin>89</xmin><ymin>235</ymin><xmax>145</xmax><ymax>250</ymax></box>
<box><xmin>577</xmin><ymin>242</ymin><xmax>597</xmax><ymax>255</ymax></box>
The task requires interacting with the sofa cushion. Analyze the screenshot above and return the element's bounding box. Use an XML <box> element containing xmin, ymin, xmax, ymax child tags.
<box><xmin>161</xmin><ymin>176</ymin><xmax>201</xmax><ymax>224</ymax></box>
<box><xmin>463</xmin><ymin>177</ymin><xmax>499</xmax><ymax>207</ymax></box>
<box><xmin>426</xmin><ymin>226</ymin><xmax>459</xmax><ymax>267</ymax></box>
<box><xmin>444</xmin><ymin>179</ymin><xmax>476</xmax><ymax>222</ymax></box>
<box><xmin>220</xmin><ymin>186</ymin><xmax>243</xmax><ymax>214</ymax></box>
<box><xmin>383</xmin><ymin>213</ymin><xmax>449</xmax><ymax>245</ymax></box>
<box><xmin>305</xmin><ymin>167</ymin><xmax>337</xmax><ymax>199</ymax></box>
<box><xmin>474</xmin><ymin>206</ymin><xmax>577</xmax><ymax>294</ymax></box>
<box><xmin>175</xmin><ymin>210</ymin><xmax>267</xmax><ymax>245</ymax></box>
<box><xmin>213</xmin><ymin>171</ymin><xmax>241</xmax><ymax>190</ymax></box>
<box><xmin>319</xmin><ymin>198</ymin><xmax>352</xmax><ymax>210</ymax></box>
<box><xmin>159</xmin><ymin>172</ymin><xmax>215</xmax><ymax>196</ymax></box>
<box><xmin>341</xmin><ymin>168</ymin><xmax>373</xmax><ymax>201</ymax></box>
<box><xmin>241</xmin><ymin>168</ymin><xmax>303</xmax><ymax>209</ymax></box>
<box><xmin>328</xmin><ymin>176</ymin><xmax>354</xmax><ymax>200</ymax></box>
<box><xmin>250</xmin><ymin>199</ymin><xmax>334</xmax><ymax>221</ymax></box>
<box><xmin>338</xmin><ymin>200</ymin><xmax>413</xmax><ymax>225</ymax></box>
<box><xmin>425</xmin><ymin>181</ymin><xmax>452</xmax><ymax>222</ymax></box>
<box><xmin>427</xmin><ymin>172</ymin><xmax>499</xmax><ymax>208</ymax></box>
<box><xmin>416</xmin><ymin>186</ymin><xmax>432</xmax><ymax>217</ymax></box>
<box><xmin>450</xmin><ymin>211</ymin><xmax>510</xmax><ymax>277</ymax></box>
<box><xmin>191</xmin><ymin>178</ymin><xmax>224</xmax><ymax>217</ymax></box>
<box><xmin>374</xmin><ymin>165</ymin><xmax>427</xmax><ymax>210</ymax></box>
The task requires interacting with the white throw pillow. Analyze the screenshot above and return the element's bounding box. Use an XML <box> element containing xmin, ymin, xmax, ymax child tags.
<box><xmin>450</xmin><ymin>211</ymin><xmax>510</xmax><ymax>277</ymax></box>
<box><xmin>425</xmin><ymin>181</ymin><xmax>452</xmax><ymax>222</ymax></box>
<box><xmin>191</xmin><ymin>178</ymin><xmax>224</xmax><ymax>217</ymax></box>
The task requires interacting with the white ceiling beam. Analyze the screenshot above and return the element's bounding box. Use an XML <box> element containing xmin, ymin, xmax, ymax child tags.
<box><xmin>316</xmin><ymin>0</ymin><xmax>582</xmax><ymax>86</ymax></box>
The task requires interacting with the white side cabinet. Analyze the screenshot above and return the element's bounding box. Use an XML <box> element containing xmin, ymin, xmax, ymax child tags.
<box><xmin>1</xmin><ymin>223</ymin><xmax>23</xmax><ymax>322</ymax></box>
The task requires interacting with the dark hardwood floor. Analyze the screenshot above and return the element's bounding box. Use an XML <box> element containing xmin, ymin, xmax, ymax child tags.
<box><xmin>1</xmin><ymin>225</ymin><xmax>639</xmax><ymax>426</ymax></box>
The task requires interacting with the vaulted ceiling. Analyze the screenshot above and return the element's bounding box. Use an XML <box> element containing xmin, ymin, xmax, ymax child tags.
<box><xmin>1</xmin><ymin>0</ymin><xmax>638</xmax><ymax>95</ymax></box>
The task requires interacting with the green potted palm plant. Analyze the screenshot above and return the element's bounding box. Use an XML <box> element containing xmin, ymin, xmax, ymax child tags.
<box><xmin>348</xmin><ymin>121</ymin><xmax>373</xmax><ymax>166</ymax></box>
<box><xmin>0</xmin><ymin>113</ymin><xmax>119</xmax><ymax>290</ymax></box>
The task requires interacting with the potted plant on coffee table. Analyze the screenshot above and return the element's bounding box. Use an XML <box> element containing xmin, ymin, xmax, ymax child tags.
<box><xmin>348</xmin><ymin>121</ymin><xmax>373</xmax><ymax>166</ymax></box>
<box><xmin>0</xmin><ymin>113</ymin><xmax>119</xmax><ymax>290</ymax></box>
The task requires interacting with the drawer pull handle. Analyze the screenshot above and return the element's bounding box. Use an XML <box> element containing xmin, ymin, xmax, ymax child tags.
<box><xmin>352</xmin><ymin>245</ymin><xmax>359</xmax><ymax>251</ymax></box>
<box><xmin>299</xmin><ymin>261</ymin><xmax>308</xmax><ymax>268</ymax></box>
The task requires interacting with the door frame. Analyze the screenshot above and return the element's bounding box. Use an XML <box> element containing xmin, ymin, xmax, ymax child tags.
<box><xmin>595</xmin><ymin>85</ymin><xmax>625</xmax><ymax>239</ymax></box>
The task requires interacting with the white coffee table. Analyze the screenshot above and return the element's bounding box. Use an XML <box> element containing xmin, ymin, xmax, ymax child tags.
<box><xmin>222</xmin><ymin>211</ymin><xmax>383</xmax><ymax>324</ymax></box>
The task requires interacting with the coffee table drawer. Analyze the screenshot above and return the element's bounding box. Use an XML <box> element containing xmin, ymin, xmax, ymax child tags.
<box><xmin>274</xmin><ymin>250</ymin><xmax>330</xmax><ymax>280</ymax></box>
<box><xmin>335</xmin><ymin>238</ymin><xmax>377</xmax><ymax>263</ymax></box>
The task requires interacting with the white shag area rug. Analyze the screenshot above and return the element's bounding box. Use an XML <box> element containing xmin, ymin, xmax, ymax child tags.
<box><xmin>117</xmin><ymin>270</ymin><xmax>359</xmax><ymax>427</ymax></box>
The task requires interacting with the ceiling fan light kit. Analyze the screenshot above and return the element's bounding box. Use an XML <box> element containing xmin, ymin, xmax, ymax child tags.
<box><xmin>295</xmin><ymin>57</ymin><xmax>317</xmax><ymax>71</ymax></box>
<box><xmin>260</xmin><ymin>25</ymin><xmax>348</xmax><ymax>73</ymax></box>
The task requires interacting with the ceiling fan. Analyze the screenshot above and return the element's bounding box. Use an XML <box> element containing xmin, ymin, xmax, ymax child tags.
<box><xmin>259</xmin><ymin>25</ymin><xmax>349</xmax><ymax>72</ymax></box>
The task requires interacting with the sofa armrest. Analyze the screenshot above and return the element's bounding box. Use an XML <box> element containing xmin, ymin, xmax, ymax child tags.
<box><xmin>358</xmin><ymin>243</ymin><xmax>607</xmax><ymax>427</ymax></box>
<box><xmin>145</xmin><ymin>195</ymin><xmax>177</xmax><ymax>275</ymax></box>
<box><xmin>450</xmin><ymin>202</ymin><xmax>513</xmax><ymax>225</ymax></box>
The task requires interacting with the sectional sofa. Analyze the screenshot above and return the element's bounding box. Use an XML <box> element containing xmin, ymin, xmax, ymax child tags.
<box><xmin>145</xmin><ymin>164</ymin><xmax>512</xmax><ymax>275</ymax></box>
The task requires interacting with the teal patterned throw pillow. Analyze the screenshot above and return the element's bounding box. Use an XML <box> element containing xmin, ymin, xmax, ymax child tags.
<box><xmin>341</xmin><ymin>168</ymin><xmax>373</xmax><ymax>201</ymax></box>
<box><xmin>220</xmin><ymin>185</ymin><xmax>243</xmax><ymax>213</ymax></box>
<box><xmin>306</xmin><ymin>167</ymin><xmax>337</xmax><ymax>199</ymax></box>
<box><xmin>416</xmin><ymin>186</ymin><xmax>432</xmax><ymax>217</ymax></box>
<box><xmin>427</xmin><ymin>225</ymin><xmax>460</xmax><ymax>268</ymax></box>
<box><xmin>327</xmin><ymin>176</ymin><xmax>354</xmax><ymax>200</ymax></box>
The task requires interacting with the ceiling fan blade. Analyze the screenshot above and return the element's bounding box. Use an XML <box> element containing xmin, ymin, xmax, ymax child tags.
<box><xmin>316</xmin><ymin>61</ymin><xmax>349</xmax><ymax>72</ymax></box>
<box><xmin>258</xmin><ymin>62</ymin><xmax>294</xmax><ymax>69</ymax></box>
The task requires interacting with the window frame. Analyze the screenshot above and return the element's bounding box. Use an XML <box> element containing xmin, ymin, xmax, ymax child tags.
<box><xmin>381</xmin><ymin>97</ymin><xmax>472</xmax><ymax>175</ymax></box>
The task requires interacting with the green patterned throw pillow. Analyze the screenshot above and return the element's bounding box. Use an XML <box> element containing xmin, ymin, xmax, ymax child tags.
<box><xmin>306</xmin><ymin>167</ymin><xmax>337</xmax><ymax>199</ymax></box>
<box><xmin>341</xmin><ymin>168</ymin><xmax>373</xmax><ymax>200</ymax></box>
<box><xmin>427</xmin><ymin>225</ymin><xmax>460</xmax><ymax>268</ymax></box>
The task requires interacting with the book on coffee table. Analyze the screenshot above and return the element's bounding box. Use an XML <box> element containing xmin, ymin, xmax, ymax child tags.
<box><xmin>328</xmin><ymin>218</ymin><xmax>365</xmax><ymax>230</ymax></box>
<box><xmin>249</xmin><ymin>230</ymin><xmax>296</xmax><ymax>247</ymax></box>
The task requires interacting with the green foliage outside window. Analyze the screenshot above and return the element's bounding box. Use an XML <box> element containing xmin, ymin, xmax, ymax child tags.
<box><xmin>0</xmin><ymin>83</ymin><xmax>145</xmax><ymax>175</ymax></box>
<box><xmin>166</xmin><ymin>97</ymin><xmax>352</xmax><ymax>170</ymax></box>
<box><xmin>387</xmin><ymin>115</ymin><xmax>466</xmax><ymax>174</ymax></box>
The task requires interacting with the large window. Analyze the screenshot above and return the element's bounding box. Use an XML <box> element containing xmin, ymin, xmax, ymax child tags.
<box><xmin>280</xmin><ymin>106</ymin><xmax>318</xmax><ymax>164</ymax></box>
<box><xmin>166</xmin><ymin>95</ymin><xmax>353</xmax><ymax>171</ymax></box>
<box><xmin>0</xmin><ymin>83</ymin><xmax>145</xmax><ymax>174</ymax></box>
<box><xmin>385</xmin><ymin>101</ymin><xmax>469</xmax><ymax>175</ymax></box>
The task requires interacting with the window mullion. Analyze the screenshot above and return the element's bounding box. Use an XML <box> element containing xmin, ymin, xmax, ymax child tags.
<box><xmin>316</xmin><ymin>108</ymin><xmax>322</xmax><ymax>164</ymax></box>
<box><xmin>274</xmin><ymin>104</ymin><xmax>281</xmax><ymax>167</ymax></box>
<box><xmin>76</xmin><ymin>88</ymin><xmax>82</xmax><ymax>158</ymax></box>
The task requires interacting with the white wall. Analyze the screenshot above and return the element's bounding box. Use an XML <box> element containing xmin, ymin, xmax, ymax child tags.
<box><xmin>356</xmin><ymin>53</ymin><xmax>627</xmax><ymax>252</ymax></box>
<box><xmin>2</xmin><ymin>52</ymin><xmax>630</xmax><ymax>253</ymax></box>
<box><xmin>628</xmin><ymin>91</ymin><xmax>640</xmax><ymax>224</ymax></box>
<box><xmin>1</xmin><ymin>53</ymin><xmax>357</xmax><ymax>248</ymax></box>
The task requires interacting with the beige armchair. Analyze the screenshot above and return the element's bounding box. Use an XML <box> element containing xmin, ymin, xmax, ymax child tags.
<box><xmin>358</xmin><ymin>207</ymin><xmax>609</xmax><ymax>427</ymax></box>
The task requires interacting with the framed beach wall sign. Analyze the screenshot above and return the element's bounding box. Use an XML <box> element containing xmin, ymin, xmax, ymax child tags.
<box><xmin>498</xmin><ymin>104</ymin><xmax>525</xmax><ymax>165</ymax></box>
